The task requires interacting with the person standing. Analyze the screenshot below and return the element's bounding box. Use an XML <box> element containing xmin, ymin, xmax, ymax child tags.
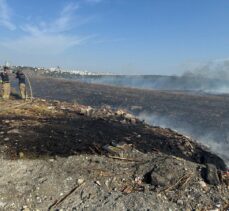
<box><xmin>16</xmin><ymin>70</ymin><xmax>26</xmax><ymax>100</ymax></box>
<box><xmin>0</xmin><ymin>66</ymin><xmax>11</xmax><ymax>100</ymax></box>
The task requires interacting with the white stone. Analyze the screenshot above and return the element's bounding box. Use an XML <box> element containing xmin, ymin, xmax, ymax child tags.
<box><xmin>77</xmin><ymin>178</ymin><xmax>84</xmax><ymax>185</ymax></box>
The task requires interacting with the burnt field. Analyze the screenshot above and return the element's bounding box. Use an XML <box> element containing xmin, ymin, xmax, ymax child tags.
<box><xmin>0</xmin><ymin>99</ymin><xmax>228</xmax><ymax>210</ymax></box>
<box><xmin>29</xmin><ymin>77</ymin><xmax>229</xmax><ymax>163</ymax></box>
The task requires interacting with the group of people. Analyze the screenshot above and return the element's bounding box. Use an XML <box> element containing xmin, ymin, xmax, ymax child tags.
<box><xmin>0</xmin><ymin>66</ymin><xmax>27</xmax><ymax>100</ymax></box>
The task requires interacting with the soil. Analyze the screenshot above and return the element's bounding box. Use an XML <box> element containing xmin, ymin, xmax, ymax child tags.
<box><xmin>29</xmin><ymin>76</ymin><xmax>229</xmax><ymax>165</ymax></box>
<box><xmin>0</xmin><ymin>98</ymin><xmax>228</xmax><ymax>211</ymax></box>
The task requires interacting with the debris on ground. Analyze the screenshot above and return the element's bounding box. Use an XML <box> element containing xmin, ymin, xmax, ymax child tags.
<box><xmin>0</xmin><ymin>98</ymin><xmax>228</xmax><ymax>210</ymax></box>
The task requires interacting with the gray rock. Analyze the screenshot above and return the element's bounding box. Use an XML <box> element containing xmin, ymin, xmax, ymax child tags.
<box><xmin>177</xmin><ymin>199</ymin><xmax>184</xmax><ymax>205</ymax></box>
<box><xmin>205</xmin><ymin>164</ymin><xmax>220</xmax><ymax>185</ymax></box>
<box><xmin>0</xmin><ymin>201</ymin><xmax>6</xmax><ymax>208</ymax></box>
<box><xmin>150</xmin><ymin>172</ymin><xmax>169</xmax><ymax>187</ymax></box>
<box><xmin>7</xmin><ymin>129</ymin><xmax>20</xmax><ymax>134</ymax></box>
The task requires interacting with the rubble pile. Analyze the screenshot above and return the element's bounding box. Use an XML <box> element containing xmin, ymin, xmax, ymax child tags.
<box><xmin>0</xmin><ymin>98</ymin><xmax>228</xmax><ymax>210</ymax></box>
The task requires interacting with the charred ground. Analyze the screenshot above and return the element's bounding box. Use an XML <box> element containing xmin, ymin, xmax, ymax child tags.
<box><xmin>0</xmin><ymin>98</ymin><xmax>228</xmax><ymax>210</ymax></box>
<box><xmin>29</xmin><ymin>77</ymin><xmax>229</xmax><ymax>162</ymax></box>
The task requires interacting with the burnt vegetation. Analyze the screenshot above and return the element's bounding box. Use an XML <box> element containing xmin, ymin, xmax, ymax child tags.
<box><xmin>29</xmin><ymin>77</ymin><xmax>229</xmax><ymax>160</ymax></box>
<box><xmin>0</xmin><ymin>74</ymin><xmax>229</xmax><ymax>210</ymax></box>
<box><xmin>0</xmin><ymin>98</ymin><xmax>228</xmax><ymax>210</ymax></box>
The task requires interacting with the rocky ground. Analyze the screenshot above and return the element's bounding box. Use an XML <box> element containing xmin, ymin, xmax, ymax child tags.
<box><xmin>0</xmin><ymin>98</ymin><xmax>228</xmax><ymax>210</ymax></box>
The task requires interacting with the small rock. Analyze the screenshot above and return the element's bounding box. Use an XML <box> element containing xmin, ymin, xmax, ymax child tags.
<box><xmin>130</xmin><ymin>118</ymin><xmax>137</xmax><ymax>124</ymax></box>
<box><xmin>115</xmin><ymin>109</ymin><xmax>126</xmax><ymax>116</ymax></box>
<box><xmin>79</xmin><ymin>107</ymin><xmax>93</xmax><ymax>116</ymax></box>
<box><xmin>0</xmin><ymin>201</ymin><xmax>6</xmax><ymax>208</ymax></box>
<box><xmin>204</xmin><ymin>164</ymin><xmax>220</xmax><ymax>185</ymax></box>
<box><xmin>19</xmin><ymin>152</ymin><xmax>24</xmax><ymax>159</ymax></box>
<box><xmin>105</xmin><ymin>180</ymin><xmax>109</xmax><ymax>188</ymax></box>
<box><xmin>120</xmin><ymin>120</ymin><xmax>127</xmax><ymax>124</ymax></box>
<box><xmin>21</xmin><ymin>205</ymin><xmax>30</xmax><ymax>211</ymax></box>
<box><xmin>177</xmin><ymin>199</ymin><xmax>184</xmax><ymax>205</ymax></box>
<box><xmin>135</xmin><ymin>176</ymin><xmax>142</xmax><ymax>185</ymax></box>
<box><xmin>60</xmin><ymin>106</ymin><xmax>66</xmax><ymax>110</ymax></box>
<box><xmin>66</xmin><ymin>177</ymin><xmax>73</xmax><ymax>181</ymax></box>
<box><xmin>77</xmin><ymin>178</ymin><xmax>84</xmax><ymax>185</ymax></box>
<box><xmin>7</xmin><ymin>129</ymin><xmax>20</xmax><ymax>134</ymax></box>
<box><xmin>199</xmin><ymin>180</ymin><xmax>208</xmax><ymax>190</ymax></box>
<box><xmin>215</xmin><ymin>204</ymin><xmax>221</xmax><ymax>208</ymax></box>
<box><xmin>150</xmin><ymin>172</ymin><xmax>169</xmax><ymax>187</ymax></box>
<box><xmin>4</xmin><ymin>137</ymin><xmax>9</xmax><ymax>141</ymax></box>
<box><xmin>124</xmin><ymin>113</ymin><xmax>135</xmax><ymax>120</ymax></box>
<box><xmin>36</xmin><ymin>196</ymin><xmax>42</xmax><ymax>203</ymax></box>
<box><xmin>95</xmin><ymin>181</ymin><xmax>101</xmax><ymax>186</ymax></box>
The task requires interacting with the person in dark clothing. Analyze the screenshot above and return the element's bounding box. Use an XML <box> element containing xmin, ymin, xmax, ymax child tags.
<box><xmin>16</xmin><ymin>70</ymin><xmax>26</xmax><ymax>99</ymax></box>
<box><xmin>0</xmin><ymin>67</ymin><xmax>11</xmax><ymax>99</ymax></box>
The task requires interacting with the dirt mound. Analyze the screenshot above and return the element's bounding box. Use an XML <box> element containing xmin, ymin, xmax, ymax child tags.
<box><xmin>0</xmin><ymin>99</ymin><xmax>228</xmax><ymax>210</ymax></box>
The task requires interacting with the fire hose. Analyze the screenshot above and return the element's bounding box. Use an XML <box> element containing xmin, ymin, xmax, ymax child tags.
<box><xmin>0</xmin><ymin>72</ymin><xmax>34</xmax><ymax>113</ymax></box>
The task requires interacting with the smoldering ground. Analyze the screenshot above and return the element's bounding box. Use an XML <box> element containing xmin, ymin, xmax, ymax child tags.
<box><xmin>22</xmin><ymin>77</ymin><xmax>229</xmax><ymax>167</ymax></box>
<box><xmin>78</xmin><ymin>60</ymin><xmax>229</xmax><ymax>164</ymax></box>
<box><xmin>70</xmin><ymin>74</ymin><xmax>229</xmax><ymax>94</ymax></box>
<box><xmin>62</xmin><ymin>59</ymin><xmax>229</xmax><ymax>94</ymax></box>
<box><xmin>138</xmin><ymin>112</ymin><xmax>229</xmax><ymax>167</ymax></box>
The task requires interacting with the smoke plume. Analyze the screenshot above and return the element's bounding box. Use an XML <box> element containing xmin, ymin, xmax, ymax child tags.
<box><xmin>138</xmin><ymin>112</ymin><xmax>229</xmax><ymax>167</ymax></box>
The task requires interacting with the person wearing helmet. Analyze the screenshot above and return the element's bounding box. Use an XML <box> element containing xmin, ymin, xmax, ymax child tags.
<box><xmin>16</xmin><ymin>70</ymin><xmax>26</xmax><ymax>100</ymax></box>
<box><xmin>0</xmin><ymin>66</ymin><xmax>11</xmax><ymax>100</ymax></box>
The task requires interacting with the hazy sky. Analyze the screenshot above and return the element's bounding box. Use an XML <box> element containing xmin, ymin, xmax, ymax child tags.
<box><xmin>0</xmin><ymin>0</ymin><xmax>229</xmax><ymax>74</ymax></box>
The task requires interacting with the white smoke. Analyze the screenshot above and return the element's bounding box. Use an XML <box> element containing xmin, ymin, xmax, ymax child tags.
<box><xmin>68</xmin><ymin>58</ymin><xmax>229</xmax><ymax>94</ymax></box>
<box><xmin>138</xmin><ymin>112</ymin><xmax>229</xmax><ymax>167</ymax></box>
<box><xmin>183</xmin><ymin>59</ymin><xmax>229</xmax><ymax>80</ymax></box>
